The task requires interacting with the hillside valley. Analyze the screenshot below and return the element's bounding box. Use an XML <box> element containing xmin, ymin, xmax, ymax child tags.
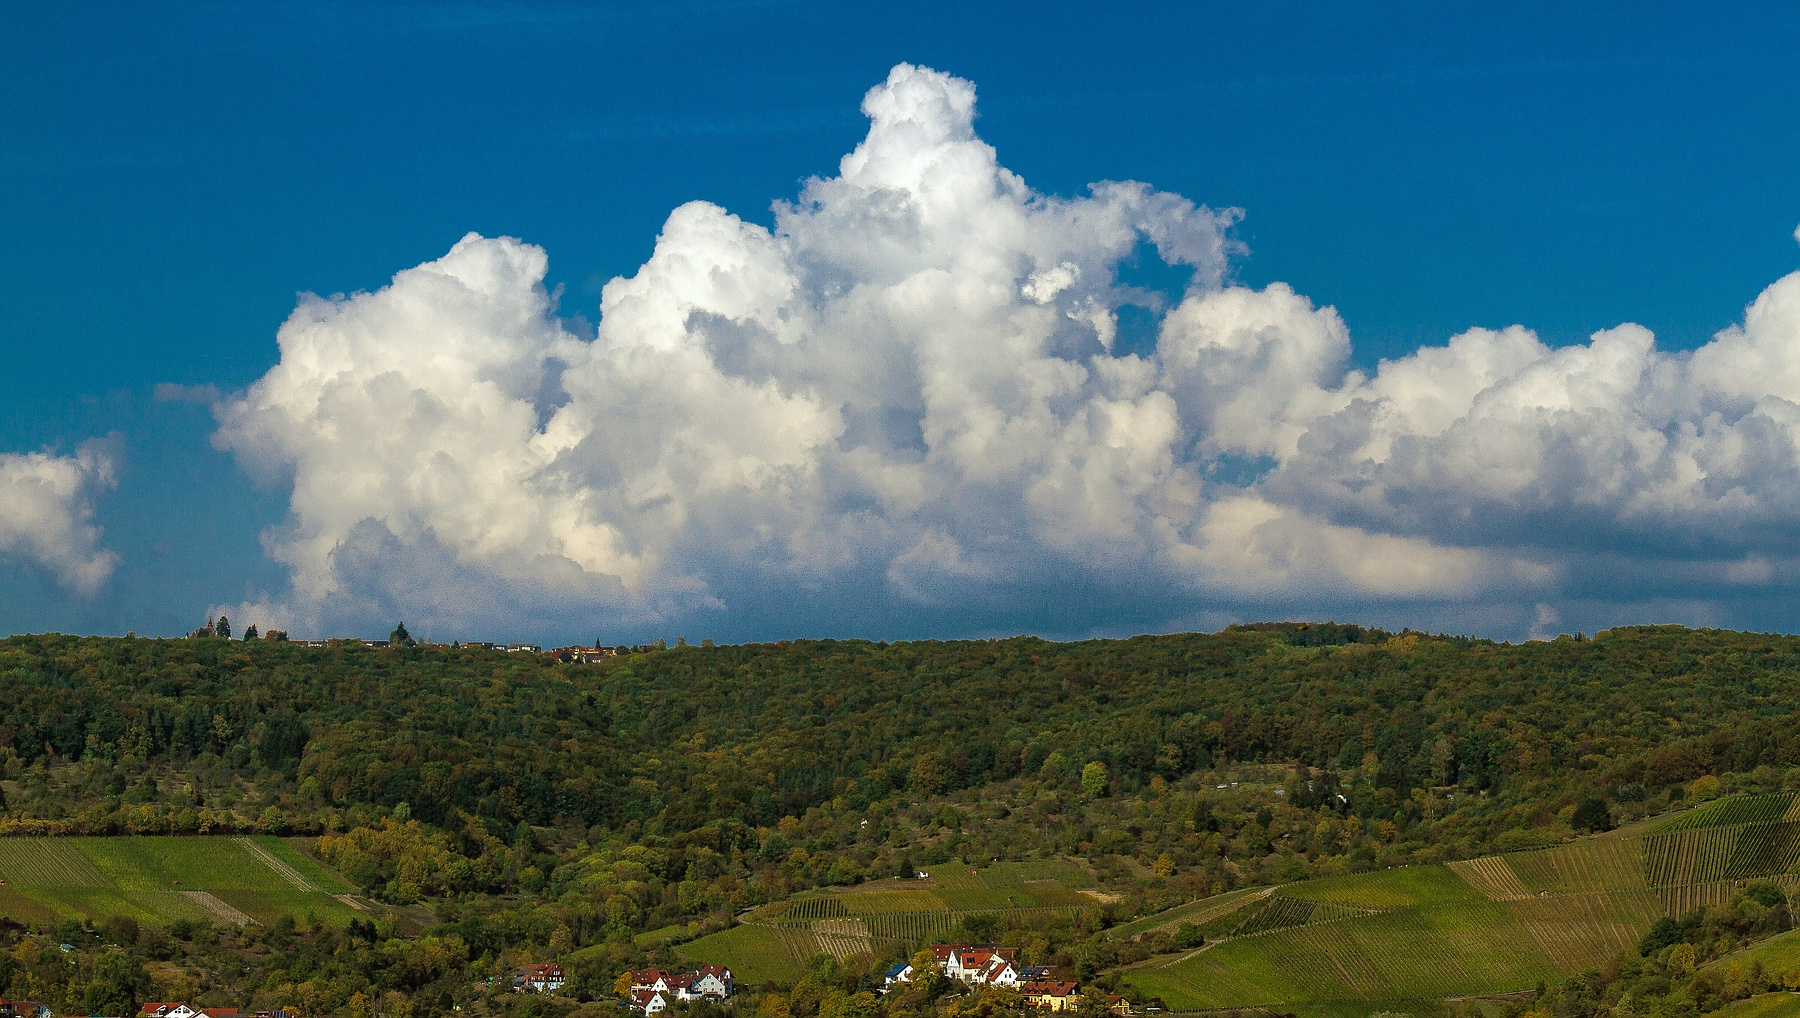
<box><xmin>4</xmin><ymin>625</ymin><xmax>1800</xmax><ymax>1018</ymax></box>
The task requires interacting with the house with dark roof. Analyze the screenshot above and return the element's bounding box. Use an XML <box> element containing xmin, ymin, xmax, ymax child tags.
<box><xmin>515</xmin><ymin>962</ymin><xmax>566</xmax><ymax>993</ymax></box>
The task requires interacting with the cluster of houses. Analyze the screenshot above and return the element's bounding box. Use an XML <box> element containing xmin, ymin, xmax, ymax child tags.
<box><xmin>883</xmin><ymin>945</ymin><xmax>1127</xmax><ymax>1013</ymax></box>
<box><xmin>276</xmin><ymin>640</ymin><xmax>657</xmax><ymax>661</ymax></box>
<box><xmin>625</xmin><ymin>967</ymin><xmax>735</xmax><ymax>1013</ymax></box>
<box><xmin>280</xmin><ymin>639</ymin><xmax>545</xmax><ymax>652</ymax></box>
<box><xmin>553</xmin><ymin>944</ymin><xmax>1124</xmax><ymax>1015</ymax></box>
<box><xmin>137</xmin><ymin>1005</ymin><xmax>291</xmax><ymax>1018</ymax></box>
<box><xmin>884</xmin><ymin>944</ymin><xmax>1027</xmax><ymax>988</ymax></box>
<box><xmin>0</xmin><ymin>1001</ymin><xmax>289</xmax><ymax>1018</ymax></box>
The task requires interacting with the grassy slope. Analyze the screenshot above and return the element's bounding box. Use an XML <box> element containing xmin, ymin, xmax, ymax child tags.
<box><xmin>1280</xmin><ymin>865</ymin><xmax>1482</xmax><ymax>908</ymax></box>
<box><xmin>1710</xmin><ymin>930</ymin><xmax>1800</xmax><ymax>978</ymax></box>
<box><xmin>678</xmin><ymin>925</ymin><xmax>807</xmax><ymax>987</ymax></box>
<box><xmin>682</xmin><ymin>858</ymin><xmax>1098</xmax><ymax>979</ymax></box>
<box><xmin>1709</xmin><ymin>994</ymin><xmax>1800</xmax><ymax>1018</ymax></box>
<box><xmin>1129</xmin><ymin>804</ymin><xmax>1800</xmax><ymax>1010</ymax></box>
<box><xmin>0</xmin><ymin>836</ymin><xmax>358</xmax><ymax>927</ymax></box>
<box><xmin>1125</xmin><ymin>866</ymin><xmax>1577</xmax><ymax>1008</ymax></box>
<box><xmin>1125</xmin><ymin>838</ymin><xmax>1677</xmax><ymax>1009</ymax></box>
<box><xmin>1110</xmin><ymin>886</ymin><xmax>1272</xmax><ymax>939</ymax></box>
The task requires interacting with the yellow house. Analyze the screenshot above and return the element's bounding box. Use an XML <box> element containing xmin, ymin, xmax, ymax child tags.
<box><xmin>1020</xmin><ymin>981</ymin><xmax>1081</xmax><ymax>1011</ymax></box>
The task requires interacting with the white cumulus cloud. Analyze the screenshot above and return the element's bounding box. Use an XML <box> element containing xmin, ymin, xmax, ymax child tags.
<box><xmin>0</xmin><ymin>441</ymin><xmax>119</xmax><ymax>594</ymax></box>
<box><xmin>216</xmin><ymin>62</ymin><xmax>1800</xmax><ymax>639</ymax></box>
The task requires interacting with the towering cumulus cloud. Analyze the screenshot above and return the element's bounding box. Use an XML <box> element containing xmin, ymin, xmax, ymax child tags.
<box><xmin>218</xmin><ymin>63</ymin><xmax>1800</xmax><ymax>638</ymax></box>
<box><xmin>0</xmin><ymin>442</ymin><xmax>118</xmax><ymax>594</ymax></box>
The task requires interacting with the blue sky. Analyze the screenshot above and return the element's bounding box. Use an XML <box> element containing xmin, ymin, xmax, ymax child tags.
<box><xmin>3</xmin><ymin>2</ymin><xmax>1800</xmax><ymax>644</ymax></box>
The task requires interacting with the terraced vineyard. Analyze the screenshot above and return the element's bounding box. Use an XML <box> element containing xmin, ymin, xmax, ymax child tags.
<box><xmin>0</xmin><ymin>836</ymin><xmax>360</xmax><ymax>927</ymax></box>
<box><xmin>1642</xmin><ymin>797</ymin><xmax>1800</xmax><ymax>889</ymax></box>
<box><xmin>1227</xmin><ymin>893</ymin><xmax>1383</xmax><ymax>937</ymax></box>
<box><xmin>682</xmin><ymin>858</ymin><xmax>1098</xmax><ymax>979</ymax></box>
<box><xmin>1659</xmin><ymin>794</ymin><xmax>1797</xmax><ymax>831</ymax></box>
<box><xmin>1110</xmin><ymin>886</ymin><xmax>1273</xmax><ymax>939</ymax></box>
<box><xmin>1124</xmin><ymin>796</ymin><xmax>1800</xmax><ymax>1011</ymax></box>
<box><xmin>674</xmin><ymin>924</ymin><xmax>801</xmax><ymax>986</ymax></box>
<box><xmin>681</xmin><ymin>796</ymin><xmax>1800</xmax><ymax>1006</ymax></box>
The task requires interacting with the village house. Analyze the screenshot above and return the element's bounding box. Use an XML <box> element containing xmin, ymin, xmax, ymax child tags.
<box><xmin>629</xmin><ymin>989</ymin><xmax>668</xmax><ymax>1015</ymax></box>
<box><xmin>0</xmin><ymin>1001</ymin><xmax>51</xmax><ymax>1018</ymax></box>
<box><xmin>931</xmin><ymin>944</ymin><xmax>1020</xmax><ymax>986</ymax></box>
<box><xmin>137</xmin><ymin>1004</ymin><xmax>272</xmax><ymax>1018</ymax></box>
<box><xmin>1020</xmin><ymin>981</ymin><xmax>1081</xmax><ymax>1011</ymax></box>
<box><xmin>552</xmin><ymin>645</ymin><xmax>618</xmax><ymax>663</ymax></box>
<box><xmin>687</xmin><ymin>966</ymin><xmax>734</xmax><ymax>999</ymax></box>
<box><xmin>629</xmin><ymin>969</ymin><xmax>677</xmax><ymax>995</ymax></box>
<box><xmin>626</xmin><ymin>965</ymin><xmax>734</xmax><ymax>1009</ymax></box>
<box><xmin>884</xmin><ymin>945</ymin><xmax>1026</xmax><ymax>991</ymax></box>
<box><xmin>514</xmin><ymin>962</ymin><xmax>566</xmax><ymax>993</ymax></box>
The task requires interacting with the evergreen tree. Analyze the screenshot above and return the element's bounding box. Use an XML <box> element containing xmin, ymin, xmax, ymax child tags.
<box><xmin>214</xmin><ymin>615</ymin><xmax>231</xmax><ymax>639</ymax></box>
<box><xmin>1572</xmin><ymin>794</ymin><xmax>1614</xmax><ymax>833</ymax></box>
<box><xmin>244</xmin><ymin>624</ymin><xmax>258</xmax><ymax>641</ymax></box>
<box><xmin>390</xmin><ymin>621</ymin><xmax>415</xmax><ymax>646</ymax></box>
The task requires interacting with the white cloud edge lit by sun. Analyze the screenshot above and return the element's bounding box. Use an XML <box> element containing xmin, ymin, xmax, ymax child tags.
<box><xmin>0</xmin><ymin>439</ymin><xmax>120</xmax><ymax>594</ymax></box>
<box><xmin>203</xmin><ymin>62</ymin><xmax>1800</xmax><ymax>640</ymax></box>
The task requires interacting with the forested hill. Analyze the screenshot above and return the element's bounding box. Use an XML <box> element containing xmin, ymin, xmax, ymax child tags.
<box><xmin>3</xmin><ymin>623</ymin><xmax>1800</xmax><ymax>852</ymax></box>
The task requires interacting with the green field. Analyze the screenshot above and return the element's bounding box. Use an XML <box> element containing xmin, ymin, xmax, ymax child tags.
<box><xmin>683</xmin><ymin>797</ymin><xmax>1800</xmax><ymax>1005</ymax></box>
<box><xmin>1709</xmin><ymin>930</ymin><xmax>1800</xmax><ymax>980</ymax></box>
<box><xmin>1708</xmin><ymin>994</ymin><xmax>1800</xmax><ymax>1018</ymax></box>
<box><xmin>0</xmin><ymin>835</ymin><xmax>361</xmax><ymax>928</ymax></box>
<box><xmin>678</xmin><ymin>924</ymin><xmax>807</xmax><ymax>987</ymax></box>
<box><xmin>1110</xmin><ymin>886</ymin><xmax>1272</xmax><ymax>939</ymax></box>
<box><xmin>1123</xmin><ymin>796</ymin><xmax>1800</xmax><ymax>1011</ymax></box>
<box><xmin>682</xmin><ymin>857</ymin><xmax>1097</xmax><ymax>978</ymax></box>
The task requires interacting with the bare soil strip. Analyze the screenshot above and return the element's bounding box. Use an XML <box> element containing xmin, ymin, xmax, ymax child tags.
<box><xmin>180</xmin><ymin>890</ymin><xmax>258</xmax><ymax>926</ymax></box>
<box><xmin>234</xmin><ymin>837</ymin><xmax>316</xmax><ymax>891</ymax></box>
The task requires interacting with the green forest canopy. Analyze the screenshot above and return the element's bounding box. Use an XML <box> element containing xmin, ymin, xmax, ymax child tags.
<box><xmin>1</xmin><ymin>623</ymin><xmax>1797</xmax><ymax>849</ymax></box>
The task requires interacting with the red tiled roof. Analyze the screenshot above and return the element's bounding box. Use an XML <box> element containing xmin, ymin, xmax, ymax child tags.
<box><xmin>1022</xmin><ymin>981</ymin><xmax>1079</xmax><ymax>997</ymax></box>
